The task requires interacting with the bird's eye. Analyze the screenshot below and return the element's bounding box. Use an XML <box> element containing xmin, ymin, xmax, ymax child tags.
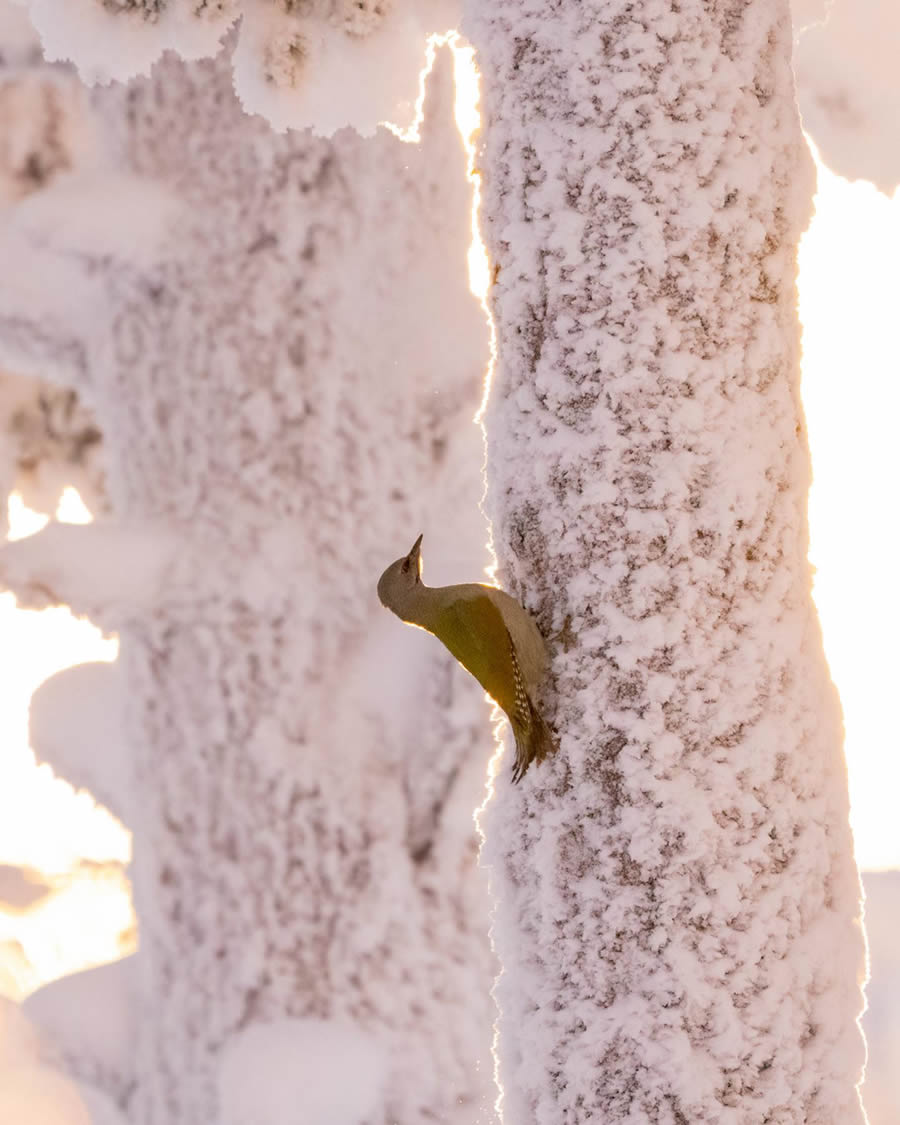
<box><xmin>401</xmin><ymin>559</ymin><xmax>410</xmax><ymax>574</ymax></box>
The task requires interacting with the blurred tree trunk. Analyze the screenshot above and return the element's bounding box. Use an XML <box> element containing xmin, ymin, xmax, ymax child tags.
<box><xmin>0</xmin><ymin>28</ymin><xmax>496</xmax><ymax>1125</ymax></box>
<box><xmin>466</xmin><ymin>0</ymin><xmax>867</xmax><ymax>1121</ymax></box>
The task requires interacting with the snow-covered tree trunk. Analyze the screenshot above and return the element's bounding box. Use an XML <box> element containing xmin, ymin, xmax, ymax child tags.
<box><xmin>466</xmin><ymin>1</ymin><xmax>867</xmax><ymax>1121</ymax></box>
<box><xmin>0</xmin><ymin>34</ymin><xmax>496</xmax><ymax>1125</ymax></box>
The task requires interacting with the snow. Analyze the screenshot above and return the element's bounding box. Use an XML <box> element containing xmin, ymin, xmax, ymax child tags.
<box><xmin>0</xmin><ymin>519</ymin><xmax>179</xmax><ymax>625</ymax></box>
<box><xmin>860</xmin><ymin>872</ymin><xmax>900</xmax><ymax>1125</ymax></box>
<box><xmin>794</xmin><ymin>0</ymin><xmax>900</xmax><ymax>194</ymax></box>
<box><xmin>16</xmin><ymin>0</ymin><xmax>459</xmax><ymax>136</ymax></box>
<box><xmin>29</xmin><ymin>662</ymin><xmax>128</xmax><ymax>824</ymax></box>
<box><xmin>0</xmin><ymin>33</ymin><xmax>495</xmax><ymax>1124</ymax></box>
<box><xmin>0</xmin><ymin>996</ymin><xmax>127</xmax><ymax>1125</ymax></box>
<box><xmin>218</xmin><ymin>1019</ymin><xmax>386</xmax><ymax>1125</ymax></box>
<box><xmin>0</xmin><ymin>0</ymin><xmax>38</xmax><ymax>58</ymax></box>
<box><xmin>23</xmin><ymin>0</ymin><xmax>235</xmax><ymax>85</ymax></box>
<box><xmin>232</xmin><ymin>1</ymin><xmax>455</xmax><ymax>136</ymax></box>
<box><xmin>24</xmin><ymin>957</ymin><xmax>136</xmax><ymax>1108</ymax></box>
<box><xmin>8</xmin><ymin>170</ymin><xmax>180</xmax><ymax>266</ymax></box>
<box><xmin>465</xmin><ymin>0</ymin><xmax>866</xmax><ymax>1119</ymax></box>
<box><xmin>0</xmin><ymin>2</ymin><xmax>883</xmax><ymax>1123</ymax></box>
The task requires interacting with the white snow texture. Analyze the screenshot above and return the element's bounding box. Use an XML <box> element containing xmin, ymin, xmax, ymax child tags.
<box><xmin>218</xmin><ymin>1018</ymin><xmax>386</xmax><ymax>1125</ymax></box>
<box><xmin>0</xmin><ymin>26</ymin><xmax>496</xmax><ymax>1125</ymax></box>
<box><xmin>28</xmin><ymin>662</ymin><xmax>128</xmax><ymax>824</ymax></box>
<box><xmin>0</xmin><ymin>996</ymin><xmax>127</xmax><ymax>1125</ymax></box>
<box><xmin>20</xmin><ymin>0</ymin><xmax>460</xmax><ymax>135</ymax></box>
<box><xmin>465</xmin><ymin>0</ymin><xmax>867</xmax><ymax>1122</ymax></box>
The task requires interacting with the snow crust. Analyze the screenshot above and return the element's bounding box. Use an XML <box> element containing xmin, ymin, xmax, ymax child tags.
<box><xmin>0</xmin><ymin>996</ymin><xmax>127</xmax><ymax>1125</ymax></box>
<box><xmin>23</xmin><ymin>0</ymin><xmax>235</xmax><ymax>84</ymax></box>
<box><xmin>231</xmin><ymin>0</ymin><xmax>456</xmax><ymax>135</ymax></box>
<box><xmin>18</xmin><ymin>0</ymin><xmax>458</xmax><ymax>135</ymax></box>
<box><xmin>24</xmin><ymin>957</ymin><xmax>136</xmax><ymax>1111</ymax></box>
<box><xmin>0</xmin><ymin>372</ymin><xmax>107</xmax><ymax>518</ymax></box>
<box><xmin>465</xmin><ymin>0</ymin><xmax>867</xmax><ymax>1120</ymax></box>
<box><xmin>218</xmin><ymin>1019</ymin><xmax>386</xmax><ymax>1125</ymax></box>
<box><xmin>7</xmin><ymin>169</ymin><xmax>180</xmax><ymax>265</ymax></box>
<box><xmin>0</xmin><ymin>520</ymin><xmax>178</xmax><ymax>625</ymax></box>
<box><xmin>29</xmin><ymin>662</ymin><xmax>128</xmax><ymax>823</ymax></box>
<box><xmin>0</xmin><ymin>36</ymin><xmax>495</xmax><ymax>1124</ymax></box>
<box><xmin>794</xmin><ymin>0</ymin><xmax>900</xmax><ymax>193</ymax></box>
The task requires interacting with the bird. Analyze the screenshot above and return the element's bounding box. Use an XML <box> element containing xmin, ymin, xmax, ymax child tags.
<box><xmin>377</xmin><ymin>534</ymin><xmax>555</xmax><ymax>782</ymax></box>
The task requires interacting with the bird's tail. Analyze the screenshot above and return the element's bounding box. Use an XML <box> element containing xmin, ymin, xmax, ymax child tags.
<box><xmin>511</xmin><ymin>699</ymin><xmax>557</xmax><ymax>784</ymax></box>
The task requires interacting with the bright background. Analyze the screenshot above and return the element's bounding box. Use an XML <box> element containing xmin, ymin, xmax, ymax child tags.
<box><xmin>799</xmin><ymin>145</ymin><xmax>900</xmax><ymax>873</ymax></box>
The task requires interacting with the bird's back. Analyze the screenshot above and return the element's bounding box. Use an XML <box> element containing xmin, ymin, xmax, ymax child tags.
<box><xmin>438</xmin><ymin>583</ymin><xmax>548</xmax><ymax>693</ymax></box>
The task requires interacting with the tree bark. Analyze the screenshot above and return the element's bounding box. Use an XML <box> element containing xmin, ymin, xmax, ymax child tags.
<box><xmin>466</xmin><ymin>1</ymin><xmax>866</xmax><ymax>1121</ymax></box>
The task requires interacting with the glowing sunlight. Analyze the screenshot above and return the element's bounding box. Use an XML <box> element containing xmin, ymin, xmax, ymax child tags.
<box><xmin>0</xmin><ymin>493</ymin><xmax>131</xmax><ymax>995</ymax></box>
<box><xmin>799</xmin><ymin>144</ymin><xmax>900</xmax><ymax>871</ymax></box>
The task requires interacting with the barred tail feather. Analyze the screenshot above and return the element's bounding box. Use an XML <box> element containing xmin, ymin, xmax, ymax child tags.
<box><xmin>511</xmin><ymin>698</ymin><xmax>557</xmax><ymax>784</ymax></box>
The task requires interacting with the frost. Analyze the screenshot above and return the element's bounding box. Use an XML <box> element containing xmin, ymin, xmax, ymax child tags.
<box><xmin>465</xmin><ymin>0</ymin><xmax>866</xmax><ymax>1119</ymax></box>
<box><xmin>231</xmin><ymin>0</ymin><xmax>449</xmax><ymax>136</ymax></box>
<box><xmin>0</xmin><ymin>33</ymin><xmax>494</xmax><ymax>1124</ymax></box>
<box><xmin>218</xmin><ymin>1019</ymin><xmax>386</xmax><ymax>1125</ymax></box>
<box><xmin>18</xmin><ymin>0</ymin><xmax>460</xmax><ymax>135</ymax></box>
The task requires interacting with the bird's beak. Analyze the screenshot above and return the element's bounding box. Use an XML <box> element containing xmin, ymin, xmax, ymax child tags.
<box><xmin>407</xmin><ymin>534</ymin><xmax>423</xmax><ymax>574</ymax></box>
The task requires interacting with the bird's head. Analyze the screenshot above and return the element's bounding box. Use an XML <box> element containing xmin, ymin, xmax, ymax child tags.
<box><xmin>377</xmin><ymin>533</ymin><xmax>423</xmax><ymax>614</ymax></box>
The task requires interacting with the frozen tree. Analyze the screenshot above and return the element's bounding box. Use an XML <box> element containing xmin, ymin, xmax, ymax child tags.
<box><xmin>0</xmin><ymin>14</ymin><xmax>497</xmax><ymax>1125</ymax></box>
<box><xmin>3</xmin><ymin>1</ymin><xmax>873</xmax><ymax>1123</ymax></box>
<box><xmin>462</xmin><ymin>0</ymin><xmax>867</xmax><ymax>1121</ymax></box>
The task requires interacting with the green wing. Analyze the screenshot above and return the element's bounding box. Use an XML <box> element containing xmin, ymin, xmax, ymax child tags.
<box><xmin>431</xmin><ymin>595</ymin><xmax>519</xmax><ymax>720</ymax></box>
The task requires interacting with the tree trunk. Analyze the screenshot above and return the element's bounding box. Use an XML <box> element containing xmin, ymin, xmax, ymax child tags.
<box><xmin>466</xmin><ymin>1</ymin><xmax>866</xmax><ymax>1121</ymax></box>
<box><xmin>0</xmin><ymin>37</ymin><xmax>496</xmax><ymax>1125</ymax></box>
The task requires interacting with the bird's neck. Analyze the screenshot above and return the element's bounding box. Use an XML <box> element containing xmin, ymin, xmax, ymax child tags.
<box><xmin>394</xmin><ymin>581</ymin><xmax>443</xmax><ymax>632</ymax></box>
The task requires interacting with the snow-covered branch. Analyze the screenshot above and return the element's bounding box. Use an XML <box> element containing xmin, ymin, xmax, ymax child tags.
<box><xmin>19</xmin><ymin>0</ymin><xmax>459</xmax><ymax>135</ymax></box>
<box><xmin>0</xmin><ymin>994</ymin><xmax>128</xmax><ymax>1125</ymax></box>
<box><xmin>24</xmin><ymin>957</ymin><xmax>136</xmax><ymax>1114</ymax></box>
<box><xmin>794</xmin><ymin>0</ymin><xmax>900</xmax><ymax>193</ymax></box>
<box><xmin>0</xmin><ymin>520</ymin><xmax>178</xmax><ymax>624</ymax></box>
<box><xmin>29</xmin><ymin>662</ymin><xmax>128</xmax><ymax>823</ymax></box>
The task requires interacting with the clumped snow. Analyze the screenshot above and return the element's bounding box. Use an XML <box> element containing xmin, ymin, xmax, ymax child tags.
<box><xmin>0</xmin><ymin>519</ymin><xmax>179</xmax><ymax>625</ymax></box>
<box><xmin>24</xmin><ymin>957</ymin><xmax>136</xmax><ymax>1111</ymax></box>
<box><xmin>219</xmin><ymin>1018</ymin><xmax>386</xmax><ymax>1125</ymax></box>
<box><xmin>0</xmin><ymin>996</ymin><xmax>127</xmax><ymax>1125</ymax></box>
<box><xmin>465</xmin><ymin>0</ymin><xmax>867</xmax><ymax>1120</ymax></box>
<box><xmin>18</xmin><ymin>0</ymin><xmax>459</xmax><ymax>135</ymax></box>
<box><xmin>794</xmin><ymin>0</ymin><xmax>900</xmax><ymax>194</ymax></box>
<box><xmin>0</xmin><ymin>370</ymin><xmax>107</xmax><ymax>518</ymax></box>
<box><xmin>22</xmin><ymin>0</ymin><xmax>235</xmax><ymax>85</ymax></box>
<box><xmin>0</xmin><ymin>32</ymin><xmax>495</xmax><ymax>1125</ymax></box>
<box><xmin>29</xmin><ymin>662</ymin><xmax>128</xmax><ymax>825</ymax></box>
